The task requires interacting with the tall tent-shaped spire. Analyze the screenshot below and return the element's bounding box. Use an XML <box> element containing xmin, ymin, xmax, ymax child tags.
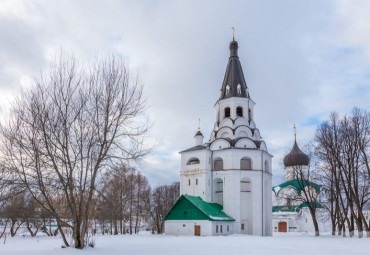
<box><xmin>219</xmin><ymin>40</ymin><xmax>249</xmax><ymax>99</ymax></box>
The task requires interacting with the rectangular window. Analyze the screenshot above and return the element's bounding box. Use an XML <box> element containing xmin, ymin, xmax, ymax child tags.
<box><xmin>196</xmin><ymin>178</ymin><xmax>198</xmax><ymax>185</ymax></box>
<box><xmin>240</xmin><ymin>180</ymin><xmax>251</xmax><ymax>192</ymax></box>
<box><xmin>241</xmin><ymin>158</ymin><xmax>252</xmax><ymax>170</ymax></box>
<box><xmin>220</xmin><ymin>225</ymin><xmax>223</xmax><ymax>233</ymax></box>
<box><xmin>214</xmin><ymin>159</ymin><xmax>223</xmax><ymax>170</ymax></box>
<box><xmin>227</xmin><ymin>225</ymin><xmax>229</xmax><ymax>232</ymax></box>
<box><xmin>241</xmin><ymin>224</ymin><xmax>244</xmax><ymax>230</ymax></box>
<box><xmin>216</xmin><ymin>225</ymin><xmax>218</xmax><ymax>233</ymax></box>
<box><xmin>188</xmin><ymin>179</ymin><xmax>190</xmax><ymax>186</ymax></box>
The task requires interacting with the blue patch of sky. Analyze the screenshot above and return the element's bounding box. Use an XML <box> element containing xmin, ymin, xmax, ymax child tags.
<box><xmin>302</xmin><ymin>115</ymin><xmax>321</xmax><ymax>127</ymax></box>
<box><xmin>331</xmin><ymin>46</ymin><xmax>360</xmax><ymax>61</ymax></box>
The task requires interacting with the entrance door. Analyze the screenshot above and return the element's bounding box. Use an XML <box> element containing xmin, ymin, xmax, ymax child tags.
<box><xmin>278</xmin><ymin>222</ymin><xmax>287</xmax><ymax>232</ymax></box>
<box><xmin>194</xmin><ymin>225</ymin><xmax>201</xmax><ymax>236</ymax></box>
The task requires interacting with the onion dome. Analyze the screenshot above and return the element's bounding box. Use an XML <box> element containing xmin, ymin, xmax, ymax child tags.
<box><xmin>283</xmin><ymin>139</ymin><xmax>310</xmax><ymax>167</ymax></box>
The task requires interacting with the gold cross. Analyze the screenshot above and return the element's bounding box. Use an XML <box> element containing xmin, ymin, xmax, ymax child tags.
<box><xmin>294</xmin><ymin>123</ymin><xmax>296</xmax><ymax>138</ymax></box>
<box><xmin>232</xmin><ymin>27</ymin><xmax>235</xmax><ymax>40</ymax></box>
<box><xmin>198</xmin><ymin>118</ymin><xmax>201</xmax><ymax>131</ymax></box>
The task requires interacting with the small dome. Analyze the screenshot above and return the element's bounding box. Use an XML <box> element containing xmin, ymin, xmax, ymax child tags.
<box><xmin>195</xmin><ymin>130</ymin><xmax>203</xmax><ymax>137</ymax></box>
<box><xmin>283</xmin><ymin>139</ymin><xmax>310</xmax><ymax>167</ymax></box>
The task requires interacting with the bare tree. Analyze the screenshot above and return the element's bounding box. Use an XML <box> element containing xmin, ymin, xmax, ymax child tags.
<box><xmin>148</xmin><ymin>183</ymin><xmax>179</xmax><ymax>234</ymax></box>
<box><xmin>0</xmin><ymin>54</ymin><xmax>151</xmax><ymax>248</ymax></box>
<box><xmin>315</xmin><ymin>109</ymin><xmax>370</xmax><ymax>238</ymax></box>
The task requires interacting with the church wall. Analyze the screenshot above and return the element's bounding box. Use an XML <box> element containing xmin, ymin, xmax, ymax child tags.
<box><xmin>212</xmin><ymin>149</ymin><xmax>270</xmax><ymax>171</ymax></box>
<box><xmin>180</xmin><ymin>150</ymin><xmax>212</xmax><ymax>201</ymax></box>
<box><xmin>164</xmin><ymin>220</ymin><xmax>234</xmax><ymax>236</ymax></box>
<box><xmin>165</xmin><ymin>220</ymin><xmax>212</xmax><ymax>236</ymax></box>
<box><xmin>272</xmin><ymin>209</ymin><xmax>330</xmax><ymax>233</ymax></box>
<box><xmin>210</xmin><ymin>149</ymin><xmax>272</xmax><ymax>236</ymax></box>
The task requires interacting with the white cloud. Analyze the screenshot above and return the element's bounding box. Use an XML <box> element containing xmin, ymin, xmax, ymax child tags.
<box><xmin>0</xmin><ymin>0</ymin><xmax>370</xmax><ymax>186</ymax></box>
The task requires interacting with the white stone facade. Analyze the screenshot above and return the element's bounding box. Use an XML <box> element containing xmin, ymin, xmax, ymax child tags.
<box><xmin>165</xmin><ymin>220</ymin><xmax>233</xmax><ymax>236</ymax></box>
<box><xmin>179</xmin><ymin>93</ymin><xmax>272</xmax><ymax>236</ymax></box>
<box><xmin>167</xmin><ymin>39</ymin><xmax>273</xmax><ymax>236</ymax></box>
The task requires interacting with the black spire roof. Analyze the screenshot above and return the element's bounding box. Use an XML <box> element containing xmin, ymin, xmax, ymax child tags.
<box><xmin>283</xmin><ymin>139</ymin><xmax>310</xmax><ymax>167</ymax></box>
<box><xmin>219</xmin><ymin>40</ymin><xmax>249</xmax><ymax>99</ymax></box>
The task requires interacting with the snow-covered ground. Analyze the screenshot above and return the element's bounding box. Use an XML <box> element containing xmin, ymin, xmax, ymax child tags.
<box><xmin>1</xmin><ymin>232</ymin><xmax>368</xmax><ymax>255</ymax></box>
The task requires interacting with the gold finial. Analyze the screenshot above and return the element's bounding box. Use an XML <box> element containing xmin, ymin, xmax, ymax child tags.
<box><xmin>198</xmin><ymin>118</ymin><xmax>201</xmax><ymax>131</ymax></box>
<box><xmin>294</xmin><ymin>123</ymin><xmax>296</xmax><ymax>138</ymax></box>
<box><xmin>232</xmin><ymin>27</ymin><xmax>235</xmax><ymax>40</ymax></box>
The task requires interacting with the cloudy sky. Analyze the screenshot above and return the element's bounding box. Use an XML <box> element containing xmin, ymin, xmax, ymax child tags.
<box><xmin>1</xmin><ymin>0</ymin><xmax>370</xmax><ymax>186</ymax></box>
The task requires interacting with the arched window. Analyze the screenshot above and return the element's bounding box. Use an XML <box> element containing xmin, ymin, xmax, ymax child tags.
<box><xmin>224</xmin><ymin>107</ymin><xmax>230</xmax><ymax>118</ymax></box>
<box><xmin>196</xmin><ymin>178</ymin><xmax>198</xmax><ymax>185</ymax></box>
<box><xmin>264</xmin><ymin>160</ymin><xmax>269</xmax><ymax>172</ymax></box>
<box><xmin>187</xmin><ymin>157</ymin><xmax>200</xmax><ymax>165</ymax></box>
<box><xmin>214</xmin><ymin>158</ymin><xmax>224</xmax><ymax>170</ymax></box>
<box><xmin>188</xmin><ymin>179</ymin><xmax>191</xmax><ymax>186</ymax></box>
<box><xmin>236</xmin><ymin>106</ymin><xmax>243</xmax><ymax>117</ymax></box>
<box><xmin>240</xmin><ymin>157</ymin><xmax>252</xmax><ymax>170</ymax></box>
<box><xmin>214</xmin><ymin>177</ymin><xmax>223</xmax><ymax>206</ymax></box>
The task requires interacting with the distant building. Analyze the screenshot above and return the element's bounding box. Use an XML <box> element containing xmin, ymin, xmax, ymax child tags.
<box><xmin>272</xmin><ymin>135</ymin><xmax>328</xmax><ymax>232</ymax></box>
<box><xmin>165</xmin><ymin>38</ymin><xmax>272</xmax><ymax>236</ymax></box>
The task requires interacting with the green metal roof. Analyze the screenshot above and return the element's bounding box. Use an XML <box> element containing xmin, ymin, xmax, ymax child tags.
<box><xmin>272</xmin><ymin>205</ymin><xmax>300</xmax><ymax>213</ymax></box>
<box><xmin>272</xmin><ymin>202</ymin><xmax>323</xmax><ymax>213</ymax></box>
<box><xmin>299</xmin><ymin>202</ymin><xmax>323</xmax><ymax>209</ymax></box>
<box><xmin>272</xmin><ymin>180</ymin><xmax>321</xmax><ymax>195</ymax></box>
<box><xmin>165</xmin><ymin>195</ymin><xmax>235</xmax><ymax>221</ymax></box>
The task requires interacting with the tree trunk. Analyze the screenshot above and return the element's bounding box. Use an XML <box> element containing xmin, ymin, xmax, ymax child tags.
<box><xmin>310</xmin><ymin>209</ymin><xmax>320</xmax><ymax>236</ymax></box>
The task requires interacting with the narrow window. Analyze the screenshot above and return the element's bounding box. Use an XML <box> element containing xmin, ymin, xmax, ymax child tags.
<box><xmin>237</xmin><ymin>84</ymin><xmax>241</xmax><ymax>94</ymax></box>
<box><xmin>216</xmin><ymin>225</ymin><xmax>218</xmax><ymax>233</ymax></box>
<box><xmin>214</xmin><ymin>158</ymin><xmax>224</xmax><ymax>171</ymax></box>
<box><xmin>220</xmin><ymin>225</ymin><xmax>223</xmax><ymax>233</ymax></box>
<box><xmin>188</xmin><ymin>179</ymin><xmax>190</xmax><ymax>186</ymax></box>
<box><xmin>236</xmin><ymin>106</ymin><xmax>243</xmax><ymax>117</ymax></box>
<box><xmin>264</xmin><ymin>160</ymin><xmax>269</xmax><ymax>172</ymax></box>
<box><xmin>241</xmin><ymin>224</ymin><xmax>244</xmax><ymax>230</ymax></box>
<box><xmin>224</xmin><ymin>107</ymin><xmax>230</xmax><ymax>118</ymax></box>
<box><xmin>196</xmin><ymin>178</ymin><xmax>198</xmax><ymax>185</ymax></box>
<box><xmin>226</xmin><ymin>85</ymin><xmax>230</xmax><ymax>95</ymax></box>
<box><xmin>248</xmin><ymin>109</ymin><xmax>251</xmax><ymax>119</ymax></box>
<box><xmin>227</xmin><ymin>225</ymin><xmax>229</xmax><ymax>232</ymax></box>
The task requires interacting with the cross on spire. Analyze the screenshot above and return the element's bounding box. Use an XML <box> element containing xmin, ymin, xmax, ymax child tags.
<box><xmin>232</xmin><ymin>27</ymin><xmax>235</xmax><ymax>40</ymax></box>
<box><xmin>198</xmin><ymin>118</ymin><xmax>201</xmax><ymax>131</ymax></box>
<box><xmin>294</xmin><ymin>123</ymin><xmax>296</xmax><ymax>138</ymax></box>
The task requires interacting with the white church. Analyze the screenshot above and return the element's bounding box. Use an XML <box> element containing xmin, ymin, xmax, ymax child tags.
<box><xmin>164</xmin><ymin>38</ymin><xmax>273</xmax><ymax>236</ymax></box>
<box><xmin>272</xmin><ymin>132</ymin><xmax>328</xmax><ymax>233</ymax></box>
